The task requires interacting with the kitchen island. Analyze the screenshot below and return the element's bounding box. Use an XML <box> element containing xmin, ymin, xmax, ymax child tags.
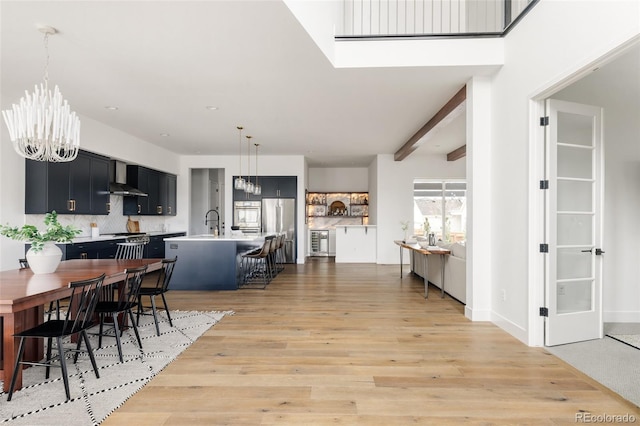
<box><xmin>164</xmin><ymin>234</ymin><xmax>265</xmax><ymax>290</ymax></box>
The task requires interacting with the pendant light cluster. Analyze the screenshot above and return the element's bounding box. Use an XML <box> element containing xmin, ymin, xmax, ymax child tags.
<box><xmin>233</xmin><ymin>125</ymin><xmax>262</xmax><ymax>195</ymax></box>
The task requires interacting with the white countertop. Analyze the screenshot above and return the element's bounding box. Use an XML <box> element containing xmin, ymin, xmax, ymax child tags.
<box><xmin>334</xmin><ymin>225</ymin><xmax>376</xmax><ymax>227</ymax></box>
<box><xmin>164</xmin><ymin>234</ymin><xmax>265</xmax><ymax>242</ymax></box>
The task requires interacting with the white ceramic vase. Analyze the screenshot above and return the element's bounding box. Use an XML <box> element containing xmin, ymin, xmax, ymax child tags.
<box><xmin>25</xmin><ymin>242</ymin><xmax>63</xmax><ymax>274</ymax></box>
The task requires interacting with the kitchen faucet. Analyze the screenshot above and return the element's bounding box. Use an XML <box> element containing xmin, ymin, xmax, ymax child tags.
<box><xmin>204</xmin><ymin>209</ymin><xmax>220</xmax><ymax>235</ymax></box>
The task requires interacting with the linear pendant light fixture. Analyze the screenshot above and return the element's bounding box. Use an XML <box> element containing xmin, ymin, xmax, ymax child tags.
<box><xmin>234</xmin><ymin>126</ymin><xmax>245</xmax><ymax>190</ymax></box>
<box><xmin>244</xmin><ymin>135</ymin><xmax>254</xmax><ymax>194</ymax></box>
<box><xmin>253</xmin><ymin>142</ymin><xmax>261</xmax><ymax>195</ymax></box>
<box><xmin>2</xmin><ymin>26</ymin><xmax>80</xmax><ymax>162</ymax></box>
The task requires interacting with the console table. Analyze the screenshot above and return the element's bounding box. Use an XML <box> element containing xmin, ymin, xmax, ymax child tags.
<box><xmin>394</xmin><ymin>240</ymin><xmax>450</xmax><ymax>298</ymax></box>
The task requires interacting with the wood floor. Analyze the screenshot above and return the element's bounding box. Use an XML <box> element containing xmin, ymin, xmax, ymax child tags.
<box><xmin>104</xmin><ymin>262</ymin><xmax>639</xmax><ymax>425</ymax></box>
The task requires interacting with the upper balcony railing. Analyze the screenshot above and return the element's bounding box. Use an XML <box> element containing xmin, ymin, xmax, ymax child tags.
<box><xmin>336</xmin><ymin>0</ymin><xmax>539</xmax><ymax>39</ymax></box>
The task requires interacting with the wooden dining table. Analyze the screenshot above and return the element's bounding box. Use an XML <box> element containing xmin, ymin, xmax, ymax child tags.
<box><xmin>0</xmin><ymin>258</ymin><xmax>162</xmax><ymax>392</ymax></box>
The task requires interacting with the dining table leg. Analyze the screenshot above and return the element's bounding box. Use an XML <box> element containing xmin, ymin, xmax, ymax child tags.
<box><xmin>399</xmin><ymin>245</ymin><xmax>403</xmax><ymax>278</ymax></box>
<box><xmin>1</xmin><ymin>313</ymin><xmax>16</xmax><ymax>392</ymax></box>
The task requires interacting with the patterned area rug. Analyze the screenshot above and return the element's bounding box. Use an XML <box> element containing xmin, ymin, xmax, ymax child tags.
<box><xmin>0</xmin><ymin>310</ymin><xmax>231</xmax><ymax>425</ymax></box>
<box><xmin>607</xmin><ymin>333</ymin><xmax>640</xmax><ymax>350</ymax></box>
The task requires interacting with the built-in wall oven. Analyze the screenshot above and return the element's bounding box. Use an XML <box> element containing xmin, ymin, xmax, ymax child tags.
<box><xmin>233</xmin><ymin>201</ymin><xmax>261</xmax><ymax>233</ymax></box>
<box><xmin>309</xmin><ymin>230</ymin><xmax>329</xmax><ymax>256</ymax></box>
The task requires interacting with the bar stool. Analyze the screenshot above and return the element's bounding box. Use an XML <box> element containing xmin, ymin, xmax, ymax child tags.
<box><xmin>240</xmin><ymin>236</ymin><xmax>274</xmax><ymax>289</ymax></box>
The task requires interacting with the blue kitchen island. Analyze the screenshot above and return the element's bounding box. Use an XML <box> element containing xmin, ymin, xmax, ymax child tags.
<box><xmin>164</xmin><ymin>234</ymin><xmax>265</xmax><ymax>290</ymax></box>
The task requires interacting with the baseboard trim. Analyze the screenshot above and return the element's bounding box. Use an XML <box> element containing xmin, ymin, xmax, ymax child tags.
<box><xmin>604</xmin><ymin>310</ymin><xmax>640</xmax><ymax>323</ymax></box>
<box><xmin>491</xmin><ymin>310</ymin><xmax>528</xmax><ymax>345</ymax></box>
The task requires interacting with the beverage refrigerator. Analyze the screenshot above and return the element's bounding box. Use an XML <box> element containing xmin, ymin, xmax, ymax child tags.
<box><xmin>261</xmin><ymin>198</ymin><xmax>296</xmax><ymax>263</ymax></box>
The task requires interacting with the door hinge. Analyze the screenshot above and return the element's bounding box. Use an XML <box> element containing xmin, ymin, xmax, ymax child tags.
<box><xmin>539</xmin><ymin>243</ymin><xmax>549</xmax><ymax>253</ymax></box>
<box><xmin>540</xmin><ymin>116</ymin><xmax>549</xmax><ymax>126</ymax></box>
<box><xmin>539</xmin><ymin>307</ymin><xmax>549</xmax><ymax>317</ymax></box>
<box><xmin>539</xmin><ymin>180</ymin><xmax>549</xmax><ymax>189</ymax></box>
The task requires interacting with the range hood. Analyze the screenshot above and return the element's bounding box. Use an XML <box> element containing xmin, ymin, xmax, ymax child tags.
<box><xmin>109</xmin><ymin>161</ymin><xmax>148</xmax><ymax>197</ymax></box>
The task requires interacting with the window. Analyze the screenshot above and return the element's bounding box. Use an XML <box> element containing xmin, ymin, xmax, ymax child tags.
<box><xmin>413</xmin><ymin>180</ymin><xmax>466</xmax><ymax>243</ymax></box>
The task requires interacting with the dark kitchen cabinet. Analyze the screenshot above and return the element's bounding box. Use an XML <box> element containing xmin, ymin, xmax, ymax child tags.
<box><xmin>165</xmin><ymin>173</ymin><xmax>177</xmax><ymax>216</ymax></box>
<box><xmin>260</xmin><ymin>176</ymin><xmax>297</xmax><ymax>198</ymax></box>
<box><xmin>27</xmin><ymin>239</ymin><xmax>121</xmax><ymax>260</ymax></box>
<box><xmin>145</xmin><ymin>232</ymin><xmax>185</xmax><ymax>258</ymax></box>
<box><xmin>25</xmin><ymin>150</ymin><xmax>111</xmax><ymax>215</ymax></box>
<box><xmin>124</xmin><ymin>166</ymin><xmax>177</xmax><ymax>216</ymax></box>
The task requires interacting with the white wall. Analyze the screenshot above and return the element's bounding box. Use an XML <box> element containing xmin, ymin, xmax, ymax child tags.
<box><xmin>552</xmin><ymin>52</ymin><xmax>640</xmax><ymax>322</ymax></box>
<box><xmin>308</xmin><ymin>167</ymin><xmax>369</xmax><ymax>191</ymax></box>
<box><xmin>374</xmin><ymin>153</ymin><xmax>466</xmax><ymax>264</ymax></box>
<box><xmin>488</xmin><ymin>0</ymin><xmax>640</xmax><ymax>345</ymax></box>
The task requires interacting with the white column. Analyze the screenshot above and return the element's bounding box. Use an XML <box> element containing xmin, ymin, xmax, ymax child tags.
<box><xmin>465</xmin><ymin>76</ymin><xmax>492</xmax><ymax>321</ymax></box>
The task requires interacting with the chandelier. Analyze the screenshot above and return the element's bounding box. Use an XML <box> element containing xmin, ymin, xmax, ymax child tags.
<box><xmin>1</xmin><ymin>26</ymin><xmax>80</xmax><ymax>162</ymax></box>
<box><xmin>233</xmin><ymin>126</ymin><xmax>245</xmax><ymax>190</ymax></box>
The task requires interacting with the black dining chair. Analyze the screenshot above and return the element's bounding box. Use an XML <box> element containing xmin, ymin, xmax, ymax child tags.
<box><xmin>136</xmin><ymin>257</ymin><xmax>177</xmax><ymax>336</ymax></box>
<box><xmin>94</xmin><ymin>265</ymin><xmax>147</xmax><ymax>363</ymax></box>
<box><xmin>7</xmin><ymin>273</ymin><xmax>106</xmax><ymax>402</ymax></box>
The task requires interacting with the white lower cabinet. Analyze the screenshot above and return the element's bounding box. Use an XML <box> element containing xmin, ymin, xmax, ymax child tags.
<box><xmin>335</xmin><ymin>225</ymin><xmax>376</xmax><ymax>263</ymax></box>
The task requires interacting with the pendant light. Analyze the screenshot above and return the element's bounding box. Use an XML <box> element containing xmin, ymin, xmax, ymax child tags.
<box><xmin>253</xmin><ymin>143</ymin><xmax>262</xmax><ymax>195</ymax></box>
<box><xmin>233</xmin><ymin>126</ymin><xmax>245</xmax><ymax>190</ymax></box>
<box><xmin>2</xmin><ymin>26</ymin><xmax>80</xmax><ymax>162</ymax></box>
<box><xmin>244</xmin><ymin>135</ymin><xmax>254</xmax><ymax>193</ymax></box>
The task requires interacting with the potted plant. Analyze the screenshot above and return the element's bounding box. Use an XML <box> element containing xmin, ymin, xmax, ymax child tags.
<box><xmin>0</xmin><ymin>211</ymin><xmax>80</xmax><ymax>274</ymax></box>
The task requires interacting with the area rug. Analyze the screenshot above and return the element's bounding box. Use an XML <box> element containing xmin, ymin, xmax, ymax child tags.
<box><xmin>607</xmin><ymin>333</ymin><xmax>640</xmax><ymax>350</ymax></box>
<box><xmin>0</xmin><ymin>310</ymin><xmax>232</xmax><ymax>425</ymax></box>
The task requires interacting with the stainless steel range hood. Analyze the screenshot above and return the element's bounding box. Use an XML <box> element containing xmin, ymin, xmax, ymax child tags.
<box><xmin>109</xmin><ymin>160</ymin><xmax>148</xmax><ymax>197</ymax></box>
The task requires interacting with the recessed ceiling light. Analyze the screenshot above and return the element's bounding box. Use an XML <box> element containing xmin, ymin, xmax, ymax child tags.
<box><xmin>160</xmin><ymin>133</ymin><xmax>170</xmax><ymax>137</ymax></box>
<box><xmin>104</xmin><ymin>106</ymin><xmax>119</xmax><ymax>110</ymax></box>
<box><xmin>205</xmin><ymin>106</ymin><xmax>219</xmax><ymax>110</ymax></box>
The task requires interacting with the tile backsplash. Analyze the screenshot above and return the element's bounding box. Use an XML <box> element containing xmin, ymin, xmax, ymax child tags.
<box><xmin>27</xmin><ymin>195</ymin><xmax>169</xmax><ymax>237</ymax></box>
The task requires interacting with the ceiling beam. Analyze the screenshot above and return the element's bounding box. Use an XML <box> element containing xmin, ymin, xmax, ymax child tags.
<box><xmin>447</xmin><ymin>145</ymin><xmax>466</xmax><ymax>161</ymax></box>
<box><xmin>394</xmin><ymin>85</ymin><xmax>466</xmax><ymax>161</ymax></box>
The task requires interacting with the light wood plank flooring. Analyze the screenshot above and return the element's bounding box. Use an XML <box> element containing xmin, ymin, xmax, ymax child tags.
<box><xmin>104</xmin><ymin>261</ymin><xmax>639</xmax><ymax>425</ymax></box>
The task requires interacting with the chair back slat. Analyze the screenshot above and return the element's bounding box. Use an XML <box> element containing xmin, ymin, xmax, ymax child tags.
<box><xmin>158</xmin><ymin>257</ymin><xmax>177</xmax><ymax>292</ymax></box>
<box><xmin>63</xmin><ymin>273</ymin><xmax>105</xmax><ymax>333</ymax></box>
<box><xmin>118</xmin><ymin>265</ymin><xmax>148</xmax><ymax>308</ymax></box>
<box><xmin>115</xmin><ymin>242</ymin><xmax>146</xmax><ymax>260</ymax></box>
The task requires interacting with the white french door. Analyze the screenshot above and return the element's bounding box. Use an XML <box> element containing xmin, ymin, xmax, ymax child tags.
<box><xmin>544</xmin><ymin>99</ymin><xmax>604</xmax><ymax>346</ymax></box>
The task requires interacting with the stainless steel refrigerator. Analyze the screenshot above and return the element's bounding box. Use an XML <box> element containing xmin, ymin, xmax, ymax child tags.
<box><xmin>261</xmin><ymin>198</ymin><xmax>296</xmax><ymax>263</ymax></box>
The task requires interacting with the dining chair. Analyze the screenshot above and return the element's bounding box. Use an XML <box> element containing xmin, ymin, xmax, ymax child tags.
<box><xmin>93</xmin><ymin>265</ymin><xmax>147</xmax><ymax>363</ymax></box>
<box><xmin>7</xmin><ymin>273</ymin><xmax>106</xmax><ymax>402</ymax></box>
<box><xmin>136</xmin><ymin>257</ymin><xmax>177</xmax><ymax>336</ymax></box>
<box><xmin>115</xmin><ymin>241</ymin><xmax>146</xmax><ymax>260</ymax></box>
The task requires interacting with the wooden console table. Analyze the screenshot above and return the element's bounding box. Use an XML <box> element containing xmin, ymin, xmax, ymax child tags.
<box><xmin>0</xmin><ymin>258</ymin><xmax>162</xmax><ymax>392</ymax></box>
<box><xmin>394</xmin><ymin>240</ymin><xmax>450</xmax><ymax>298</ymax></box>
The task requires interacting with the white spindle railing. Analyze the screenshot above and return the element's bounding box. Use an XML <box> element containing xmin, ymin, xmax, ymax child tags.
<box><xmin>338</xmin><ymin>0</ymin><xmax>534</xmax><ymax>38</ymax></box>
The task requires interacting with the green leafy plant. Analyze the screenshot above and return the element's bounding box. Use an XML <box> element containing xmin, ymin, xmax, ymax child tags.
<box><xmin>0</xmin><ymin>211</ymin><xmax>80</xmax><ymax>252</ymax></box>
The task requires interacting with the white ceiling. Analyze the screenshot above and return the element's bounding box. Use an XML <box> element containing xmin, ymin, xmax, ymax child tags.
<box><xmin>0</xmin><ymin>1</ymin><xmax>483</xmax><ymax>167</ymax></box>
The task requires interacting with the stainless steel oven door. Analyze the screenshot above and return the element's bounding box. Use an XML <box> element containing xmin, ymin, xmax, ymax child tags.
<box><xmin>234</xmin><ymin>201</ymin><xmax>261</xmax><ymax>231</ymax></box>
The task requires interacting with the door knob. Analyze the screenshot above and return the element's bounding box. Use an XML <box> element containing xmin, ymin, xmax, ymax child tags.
<box><xmin>581</xmin><ymin>249</ymin><xmax>592</xmax><ymax>253</ymax></box>
<box><xmin>595</xmin><ymin>248</ymin><xmax>605</xmax><ymax>255</ymax></box>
